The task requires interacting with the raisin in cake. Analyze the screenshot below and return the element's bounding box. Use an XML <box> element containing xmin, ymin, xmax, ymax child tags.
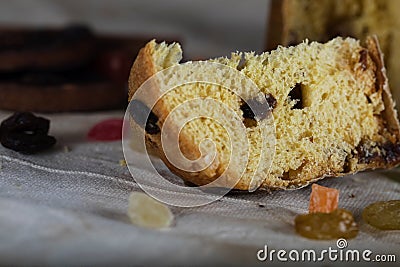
<box><xmin>128</xmin><ymin>36</ymin><xmax>400</xmax><ymax>190</ymax></box>
<box><xmin>267</xmin><ymin>0</ymin><xmax>400</xmax><ymax>111</ymax></box>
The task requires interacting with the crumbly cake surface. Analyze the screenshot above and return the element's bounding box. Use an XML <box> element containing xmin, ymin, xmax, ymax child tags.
<box><xmin>129</xmin><ymin>36</ymin><xmax>400</xmax><ymax>190</ymax></box>
<box><xmin>267</xmin><ymin>0</ymin><xmax>400</xmax><ymax>111</ymax></box>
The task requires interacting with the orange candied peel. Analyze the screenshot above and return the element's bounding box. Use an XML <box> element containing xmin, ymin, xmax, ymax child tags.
<box><xmin>294</xmin><ymin>184</ymin><xmax>358</xmax><ymax>240</ymax></box>
<box><xmin>309</xmin><ymin>184</ymin><xmax>339</xmax><ymax>213</ymax></box>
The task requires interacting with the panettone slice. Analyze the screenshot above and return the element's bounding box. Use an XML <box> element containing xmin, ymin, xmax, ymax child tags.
<box><xmin>128</xmin><ymin>36</ymin><xmax>400</xmax><ymax>190</ymax></box>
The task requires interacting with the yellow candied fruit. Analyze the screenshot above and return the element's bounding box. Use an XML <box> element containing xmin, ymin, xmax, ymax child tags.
<box><xmin>127</xmin><ymin>192</ymin><xmax>174</xmax><ymax>229</ymax></box>
<box><xmin>295</xmin><ymin>208</ymin><xmax>358</xmax><ymax>240</ymax></box>
<box><xmin>362</xmin><ymin>200</ymin><xmax>400</xmax><ymax>230</ymax></box>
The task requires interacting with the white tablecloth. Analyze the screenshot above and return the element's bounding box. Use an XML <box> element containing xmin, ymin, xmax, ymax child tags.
<box><xmin>0</xmin><ymin>110</ymin><xmax>399</xmax><ymax>266</ymax></box>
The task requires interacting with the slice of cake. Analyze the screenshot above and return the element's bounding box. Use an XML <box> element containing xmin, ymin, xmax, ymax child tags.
<box><xmin>266</xmin><ymin>0</ymin><xmax>400</xmax><ymax>111</ymax></box>
<box><xmin>128</xmin><ymin>36</ymin><xmax>400</xmax><ymax>190</ymax></box>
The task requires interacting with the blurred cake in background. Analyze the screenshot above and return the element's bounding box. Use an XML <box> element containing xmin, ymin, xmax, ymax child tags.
<box><xmin>0</xmin><ymin>25</ymin><xmax>161</xmax><ymax>112</ymax></box>
<box><xmin>267</xmin><ymin>0</ymin><xmax>400</xmax><ymax>111</ymax></box>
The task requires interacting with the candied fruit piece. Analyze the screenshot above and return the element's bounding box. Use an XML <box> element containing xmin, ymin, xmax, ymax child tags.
<box><xmin>87</xmin><ymin>118</ymin><xmax>123</xmax><ymax>141</ymax></box>
<box><xmin>295</xmin><ymin>208</ymin><xmax>358</xmax><ymax>240</ymax></box>
<box><xmin>362</xmin><ymin>200</ymin><xmax>400</xmax><ymax>230</ymax></box>
<box><xmin>127</xmin><ymin>192</ymin><xmax>173</xmax><ymax>229</ymax></box>
<box><xmin>309</xmin><ymin>184</ymin><xmax>339</xmax><ymax>213</ymax></box>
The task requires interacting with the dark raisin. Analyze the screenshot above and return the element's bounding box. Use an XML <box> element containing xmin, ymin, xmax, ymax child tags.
<box><xmin>359</xmin><ymin>49</ymin><xmax>368</xmax><ymax>70</ymax></box>
<box><xmin>129</xmin><ymin>100</ymin><xmax>160</xmax><ymax>134</ymax></box>
<box><xmin>355</xmin><ymin>142</ymin><xmax>379</xmax><ymax>164</ymax></box>
<box><xmin>281</xmin><ymin>171</ymin><xmax>290</xmax><ymax>180</ymax></box>
<box><xmin>240</xmin><ymin>102</ymin><xmax>254</xmax><ymax>119</ymax></box>
<box><xmin>145</xmin><ymin>115</ymin><xmax>160</xmax><ymax>134</ymax></box>
<box><xmin>288</xmin><ymin>83</ymin><xmax>303</xmax><ymax>109</ymax></box>
<box><xmin>265</xmin><ymin>93</ymin><xmax>277</xmax><ymax>110</ymax></box>
<box><xmin>382</xmin><ymin>142</ymin><xmax>400</xmax><ymax>164</ymax></box>
<box><xmin>1</xmin><ymin>132</ymin><xmax>56</xmax><ymax>154</ymax></box>
<box><xmin>0</xmin><ymin>112</ymin><xmax>56</xmax><ymax>154</ymax></box>
<box><xmin>243</xmin><ymin>118</ymin><xmax>257</xmax><ymax>128</ymax></box>
<box><xmin>355</xmin><ymin>141</ymin><xmax>400</xmax><ymax>165</ymax></box>
<box><xmin>343</xmin><ymin>155</ymin><xmax>351</xmax><ymax>173</ymax></box>
<box><xmin>1</xmin><ymin>112</ymin><xmax>49</xmax><ymax>135</ymax></box>
<box><xmin>240</xmin><ymin>94</ymin><xmax>275</xmax><ymax>121</ymax></box>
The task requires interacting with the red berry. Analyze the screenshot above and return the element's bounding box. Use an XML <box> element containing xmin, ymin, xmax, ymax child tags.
<box><xmin>87</xmin><ymin>118</ymin><xmax>123</xmax><ymax>141</ymax></box>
